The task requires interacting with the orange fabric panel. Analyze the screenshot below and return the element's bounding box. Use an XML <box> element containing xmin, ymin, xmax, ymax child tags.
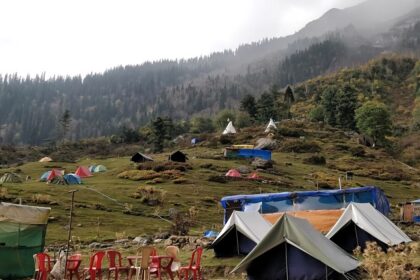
<box><xmin>262</xmin><ymin>209</ymin><xmax>344</xmax><ymax>233</ymax></box>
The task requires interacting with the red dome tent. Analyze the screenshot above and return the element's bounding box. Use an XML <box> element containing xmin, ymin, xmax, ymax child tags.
<box><xmin>225</xmin><ymin>169</ymin><xmax>241</xmax><ymax>178</ymax></box>
<box><xmin>248</xmin><ymin>172</ymin><xmax>260</xmax><ymax>179</ymax></box>
<box><xmin>46</xmin><ymin>169</ymin><xmax>64</xmax><ymax>181</ymax></box>
<box><xmin>75</xmin><ymin>166</ymin><xmax>92</xmax><ymax>178</ymax></box>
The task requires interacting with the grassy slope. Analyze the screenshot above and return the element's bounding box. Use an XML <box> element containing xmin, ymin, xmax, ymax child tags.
<box><xmin>1</xmin><ymin>123</ymin><xmax>419</xmax><ymax>245</ymax></box>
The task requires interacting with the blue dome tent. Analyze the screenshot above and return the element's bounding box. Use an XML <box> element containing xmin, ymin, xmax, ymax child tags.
<box><xmin>63</xmin><ymin>174</ymin><xmax>82</xmax><ymax>185</ymax></box>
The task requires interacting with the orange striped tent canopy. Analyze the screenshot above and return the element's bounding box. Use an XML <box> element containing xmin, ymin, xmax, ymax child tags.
<box><xmin>262</xmin><ymin>209</ymin><xmax>344</xmax><ymax>233</ymax></box>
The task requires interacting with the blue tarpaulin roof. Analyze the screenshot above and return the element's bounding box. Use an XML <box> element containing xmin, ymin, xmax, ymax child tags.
<box><xmin>237</xmin><ymin>149</ymin><xmax>271</xmax><ymax>160</ymax></box>
<box><xmin>220</xmin><ymin>186</ymin><xmax>390</xmax><ymax>220</ymax></box>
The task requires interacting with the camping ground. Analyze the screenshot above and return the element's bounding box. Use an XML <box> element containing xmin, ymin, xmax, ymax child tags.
<box><xmin>0</xmin><ymin>122</ymin><xmax>419</xmax><ymax>278</ymax></box>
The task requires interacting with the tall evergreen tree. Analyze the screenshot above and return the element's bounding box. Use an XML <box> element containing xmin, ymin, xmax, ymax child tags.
<box><xmin>240</xmin><ymin>95</ymin><xmax>257</xmax><ymax>119</ymax></box>
<box><xmin>321</xmin><ymin>87</ymin><xmax>337</xmax><ymax>126</ymax></box>
<box><xmin>58</xmin><ymin>109</ymin><xmax>71</xmax><ymax>142</ymax></box>
<box><xmin>256</xmin><ymin>92</ymin><xmax>276</xmax><ymax>122</ymax></box>
<box><xmin>335</xmin><ymin>85</ymin><xmax>357</xmax><ymax>129</ymax></box>
<box><xmin>151</xmin><ymin>117</ymin><xmax>166</xmax><ymax>153</ymax></box>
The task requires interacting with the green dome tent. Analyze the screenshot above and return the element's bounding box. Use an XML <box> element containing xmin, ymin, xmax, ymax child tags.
<box><xmin>0</xmin><ymin>172</ymin><xmax>23</xmax><ymax>184</ymax></box>
<box><xmin>93</xmin><ymin>165</ymin><xmax>107</xmax><ymax>172</ymax></box>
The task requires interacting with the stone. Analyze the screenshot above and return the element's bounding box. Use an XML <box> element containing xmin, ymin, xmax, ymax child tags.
<box><xmin>237</xmin><ymin>166</ymin><xmax>251</xmax><ymax>174</ymax></box>
<box><xmin>164</xmin><ymin>239</ymin><xmax>173</xmax><ymax>246</ymax></box>
<box><xmin>251</xmin><ymin>158</ymin><xmax>273</xmax><ymax>169</ymax></box>
<box><xmin>255</xmin><ymin>138</ymin><xmax>278</xmax><ymax>150</ymax></box>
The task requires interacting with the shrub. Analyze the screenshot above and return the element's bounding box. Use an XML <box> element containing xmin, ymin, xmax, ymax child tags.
<box><xmin>137</xmin><ymin>161</ymin><xmax>192</xmax><ymax>172</ymax></box>
<box><xmin>117</xmin><ymin>170</ymin><xmax>160</xmax><ymax>181</ymax></box>
<box><xmin>208</xmin><ymin>175</ymin><xmax>227</xmax><ymax>183</ymax></box>
<box><xmin>303</xmin><ymin>155</ymin><xmax>326</xmax><ymax>165</ymax></box>
<box><xmin>172</xmin><ymin>178</ymin><xmax>191</xmax><ymax>184</ymax></box>
<box><xmin>280</xmin><ymin>140</ymin><xmax>321</xmax><ymax>153</ymax></box>
<box><xmin>219</xmin><ymin>134</ymin><xmax>234</xmax><ymax>145</ymax></box>
<box><xmin>31</xmin><ymin>194</ymin><xmax>52</xmax><ymax>204</ymax></box>
<box><xmin>132</xmin><ymin>186</ymin><xmax>166</xmax><ymax>206</ymax></box>
<box><xmin>277</xmin><ymin>127</ymin><xmax>305</xmax><ymax>138</ymax></box>
<box><xmin>0</xmin><ymin>188</ymin><xmax>8</xmax><ymax>199</ymax></box>
<box><xmin>308</xmin><ymin>106</ymin><xmax>325</xmax><ymax>122</ymax></box>
<box><xmin>350</xmin><ymin>146</ymin><xmax>366</xmax><ymax>157</ymax></box>
<box><xmin>355</xmin><ymin>242</ymin><xmax>420</xmax><ymax>280</ymax></box>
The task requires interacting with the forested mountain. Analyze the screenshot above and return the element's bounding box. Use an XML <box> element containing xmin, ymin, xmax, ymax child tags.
<box><xmin>1</xmin><ymin>0</ymin><xmax>420</xmax><ymax>144</ymax></box>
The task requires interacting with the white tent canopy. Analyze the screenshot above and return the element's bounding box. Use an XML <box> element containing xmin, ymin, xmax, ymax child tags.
<box><xmin>0</xmin><ymin>202</ymin><xmax>51</xmax><ymax>225</ymax></box>
<box><xmin>264</xmin><ymin>118</ymin><xmax>277</xmax><ymax>133</ymax></box>
<box><xmin>211</xmin><ymin>211</ymin><xmax>271</xmax><ymax>256</ymax></box>
<box><xmin>232</xmin><ymin>214</ymin><xmax>359</xmax><ymax>276</ymax></box>
<box><xmin>222</xmin><ymin>121</ymin><xmax>236</xmax><ymax>135</ymax></box>
<box><xmin>326</xmin><ymin>203</ymin><xmax>411</xmax><ymax>246</ymax></box>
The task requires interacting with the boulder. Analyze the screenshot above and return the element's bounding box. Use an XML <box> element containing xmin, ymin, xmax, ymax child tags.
<box><xmin>252</xmin><ymin>158</ymin><xmax>274</xmax><ymax>169</ymax></box>
<box><xmin>237</xmin><ymin>165</ymin><xmax>251</xmax><ymax>174</ymax></box>
<box><xmin>255</xmin><ymin>138</ymin><xmax>278</xmax><ymax>150</ymax></box>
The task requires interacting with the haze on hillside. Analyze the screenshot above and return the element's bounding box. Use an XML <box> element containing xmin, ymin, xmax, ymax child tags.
<box><xmin>0</xmin><ymin>0</ymin><xmax>367</xmax><ymax>77</ymax></box>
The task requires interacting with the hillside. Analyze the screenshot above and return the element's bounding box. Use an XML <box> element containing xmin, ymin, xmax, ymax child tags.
<box><xmin>1</xmin><ymin>0</ymin><xmax>420</xmax><ymax>144</ymax></box>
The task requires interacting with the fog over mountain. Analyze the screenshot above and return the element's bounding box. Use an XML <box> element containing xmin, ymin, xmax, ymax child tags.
<box><xmin>0</xmin><ymin>0</ymin><xmax>420</xmax><ymax>144</ymax></box>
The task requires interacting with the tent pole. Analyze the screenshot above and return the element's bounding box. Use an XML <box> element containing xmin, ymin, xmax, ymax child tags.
<box><xmin>325</xmin><ymin>265</ymin><xmax>328</xmax><ymax>280</ymax></box>
<box><xmin>354</xmin><ymin>223</ymin><xmax>359</xmax><ymax>247</ymax></box>
<box><xmin>235</xmin><ymin>228</ymin><xmax>240</xmax><ymax>256</ymax></box>
<box><xmin>285</xmin><ymin>242</ymin><xmax>289</xmax><ymax>280</ymax></box>
<box><xmin>64</xmin><ymin>190</ymin><xmax>78</xmax><ymax>277</ymax></box>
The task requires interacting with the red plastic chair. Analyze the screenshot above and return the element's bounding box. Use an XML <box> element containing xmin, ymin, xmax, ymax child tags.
<box><xmin>65</xmin><ymin>254</ymin><xmax>82</xmax><ymax>280</ymax></box>
<box><xmin>33</xmin><ymin>253</ymin><xmax>52</xmax><ymax>280</ymax></box>
<box><xmin>107</xmin><ymin>250</ymin><xmax>129</xmax><ymax>280</ymax></box>
<box><xmin>178</xmin><ymin>247</ymin><xmax>203</xmax><ymax>280</ymax></box>
<box><xmin>83</xmin><ymin>251</ymin><xmax>106</xmax><ymax>280</ymax></box>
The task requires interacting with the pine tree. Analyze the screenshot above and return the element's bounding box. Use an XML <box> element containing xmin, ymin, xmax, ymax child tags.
<box><xmin>58</xmin><ymin>109</ymin><xmax>71</xmax><ymax>142</ymax></box>
<box><xmin>240</xmin><ymin>95</ymin><xmax>257</xmax><ymax>119</ymax></box>
<box><xmin>151</xmin><ymin>117</ymin><xmax>166</xmax><ymax>153</ymax></box>
<box><xmin>321</xmin><ymin>87</ymin><xmax>337</xmax><ymax>126</ymax></box>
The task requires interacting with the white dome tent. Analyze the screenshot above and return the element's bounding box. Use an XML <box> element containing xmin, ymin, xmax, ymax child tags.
<box><xmin>264</xmin><ymin>118</ymin><xmax>277</xmax><ymax>133</ymax></box>
<box><xmin>222</xmin><ymin>121</ymin><xmax>237</xmax><ymax>135</ymax></box>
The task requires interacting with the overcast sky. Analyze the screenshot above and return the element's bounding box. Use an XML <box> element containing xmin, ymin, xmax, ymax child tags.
<box><xmin>0</xmin><ymin>0</ymin><xmax>365</xmax><ymax>77</ymax></box>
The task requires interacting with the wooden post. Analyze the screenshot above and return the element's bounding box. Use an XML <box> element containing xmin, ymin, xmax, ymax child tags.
<box><xmin>64</xmin><ymin>190</ymin><xmax>78</xmax><ymax>278</ymax></box>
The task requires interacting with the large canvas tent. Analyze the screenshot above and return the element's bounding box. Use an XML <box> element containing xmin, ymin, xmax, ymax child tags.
<box><xmin>131</xmin><ymin>152</ymin><xmax>153</xmax><ymax>163</ymax></box>
<box><xmin>221</xmin><ymin>186</ymin><xmax>390</xmax><ymax>222</ymax></box>
<box><xmin>211</xmin><ymin>211</ymin><xmax>272</xmax><ymax>257</ymax></box>
<box><xmin>232</xmin><ymin>215</ymin><xmax>359</xmax><ymax>280</ymax></box>
<box><xmin>222</xmin><ymin>121</ymin><xmax>236</xmax><ymax>135</ymax></box>
<box><xmin>0</xmin><ymin>172</ymin><xmax>23</xmax><ymax>184</ymax></box>
<box><xmin>326</xmin><ymin>203</ymin><xmax>411</xmax><ymax>252</ymax></box>
<box><xmin>0</xmin><ymin>202</ymin><xmax>51</xmax><ymax>278</ymax></box>
<box><xmin>75</xmin><ymin>166</ymin><xmax>92</xmax><ymax>178</ymax></box>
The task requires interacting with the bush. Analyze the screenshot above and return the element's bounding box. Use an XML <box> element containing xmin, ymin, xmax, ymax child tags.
<box><xmin>208</xmin><ymin>175</ymin><xmax>227</xmax><ymax>183</ymax></box>
<box><xmin>117</xmin><ymin>170</ymin><xmax>160</xmax><ymax>181</ymax></box>
<box><xmin>137</xmin><ymin>161</ymin><xmax>192</xmax><ymax>172</ymax></box>
<box><xmin>277</xmin><ymin>127</ymin><xmax>305</xmax><ymax>138</ymax></box>
<box><xmin>31</xmin><ymin>194</ymin><xmax>53</xmax><ymax>204</ymax></box>
<box><xmin>355</xmin><ymin>242</ymin><xmax>420</xmax><ymax>279</ymax></box>
<box><xmin>350</xmin><ymin>146</ymin><xmax>366</xmax><ymax>157</ymax></box>
<box><xmin>308</xmin><ymin>106</ymin><xmax>325</xmax><ymax>122</ymax></box>
<box><xmin>132</xmin><ymin>186</ymin><xmax>166</xmax><ymax>206</ymax></box>
<box><xmin>219</xmin><ymin>134</ymin><xmax>234</xmax><ymax>145</ymax></box>
<box><xmin>303</xmin><ymin>155</ymin><xmax>326</xmax><ymax>165</ymax></box>
<box><xmin>280</xmin><ymin>140</ymin><xmax>321</xmax><ymax>153</ymax></box>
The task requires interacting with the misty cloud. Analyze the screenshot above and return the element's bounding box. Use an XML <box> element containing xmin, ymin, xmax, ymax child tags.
<box><xmin>0</xmin><ymin>0</ymin><xmax>365</xmax><ymax>76</ymax></box>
